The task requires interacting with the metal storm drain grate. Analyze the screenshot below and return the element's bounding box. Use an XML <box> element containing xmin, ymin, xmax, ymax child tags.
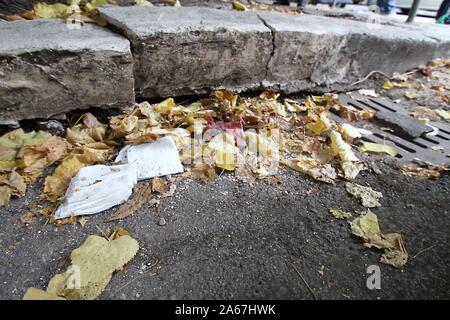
<box><xmin>333</xmin><ymin>93</ymin><xmax>450</xmax><ymax>165</ymax></box>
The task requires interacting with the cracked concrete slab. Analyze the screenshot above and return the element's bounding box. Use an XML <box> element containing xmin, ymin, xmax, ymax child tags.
<box><xmin>99</xmin><ymin>6</ymin><xmax>272</xmax><ymax>98</ymax></box>
<box><xmin>257</xmin><ymin>12</ymin><xmax>446</xmax><ymax>93</ymax></box>
<box><xmin>0</xmin><ymin>19</ymin><xmax>134</xmax><ymax>124</ymax></box>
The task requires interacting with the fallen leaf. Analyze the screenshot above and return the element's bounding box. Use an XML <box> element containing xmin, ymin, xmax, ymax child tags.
<box><xmin>78</xmin><ymin>217</ymin><xmax>88</xmax><ymax>227</ymax></box>
<box><xmin>20</xmin><ymin>211</ymin><xmax>35</xmax><ymax>224</ymax></box>
<box><xmin>151</xmin><ymin>177</ymin><xmax>167</xmax><ymax>193</ymax></box>
<box><xmin>358</xmin><ymin>142</ymin><xmax>397</xmax><ymax>157</ymax></box>
<box><xmin>435</xmin><ymin>109</ymin><xmax>450</xmax><ymax>121</ymax></box>
<box><xmin>33</xmin><ymin>3</ymin><xmax>69</xmax><ymax>19</ymax></box>
<box><xmin>161</xmin><ymin>184</ymin><xmax>176</xmax><ymax>198</ymax></box>
<box><xmin>109</xmin><ymin>227</ymin><xmax>129</xmax><ymax>240</ymax></box>
<box><xmin>398</xmin><ymin>159</ymin><xmax>448</xmax><ymax>179</ymax></box>
<box><xmin>82</xmin><ymin>112</ymin><xmax>103</xmax><ymax>129</ymax></box>
<box><xmin>47</xmin><ymin>234</ymin><xmax>139</xmax><ymax>300</ymax></box>
<box><xmin>232</xmin><ymin>1</ymin><xmax>247</xmax><ymax>11</ymax></box>
<box><xmin>206</xmin><ymin>132</ymin><xmax>239</xmax><ymax>171</ymax></box>
<box><xmin>23</xmin><ymin>288</ymin><xmax>66</xmax><ymax>300</ymax></box>
<box><xmin>0</xmin><ymin>186</ymin><xmax>11</xmax><ymax>206</ymax></box>
<box><xmin>154</xmin><ymin>98</ymin><xmax>176</xmax><ymax>114</ymax></box>
<box><xmin>283</xmin><ymin>157</ymin><xmax>336</xmax><ymax>184</ymax></box>
<box><xmin>329</xmin><ymin>130</ymin><xmax>361</xmax><ymax>180</ymax></box>
<box><xmin>345</xmin><ymin>182</ymin><xmax>382</xmax><ymax>208</ymax></box>
<box><xmin>329</xmin><ymin>208</ymin><xmax>352</xmax><ymax>219</ymax></box>
<box><xmin>350</xmin><ymin>210</ymin><xmax>407</xmax><ymax>268</ymax></box>
<box><xmin>405</xmin><ymin>91</ymin><xmax>420</xmax><ymax>100</ymax></box>
<box><xmin>0</xmin><ymin>170</ymin><xmax>26</xmax><ymax>206</ymax></box>
<box><xmin>337</xmin><ymin>105</ymin><xmax>375</xmax><ymax>122</ymax></box>
<box><xmin>107</xmin><ymin>183</ymin><xmax>152</xmax><ymax>221</ymax></box>
<box><xmin>307</xmin><ymin>113</ymin><xmax>332</xmax><ymax>136</ymax></box>
<box><xmin>382</xmin><ymin>80</ymin><xmax>394</xmax><ymax>90</ymax></box>
<box><xmin>84</xmin><ymin>0</ymin><xmax>109</xmax><ymax>12</ymax></box>
<box><xmin>44</xmin><ymin>154</ymin><xmax>89</xmax><ymax>202</ymax></box>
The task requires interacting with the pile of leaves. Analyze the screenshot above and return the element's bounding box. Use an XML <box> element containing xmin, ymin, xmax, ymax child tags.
<box><xmin>0</xmin><ymin>88</ymin><xmax>447</xmax><ymax>221</ymax></box>
<box><xmin>381</xmin><ymin>58</ymin><xmax>450</xmax><ymax>107</ymax></box>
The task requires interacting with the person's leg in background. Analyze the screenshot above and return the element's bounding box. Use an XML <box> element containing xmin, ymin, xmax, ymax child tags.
<box><xmin>386</xmin><ymin>0</ymin><xmax>396</xmax><ymax>14</ymax></box>
<box><xmin>377</xmin><ymin>0</ymin><xmax>397</xmax><ymax>14</ymax></box>
<box><xmin>377</xmin><ymin>0</ymin><xmax>387</xmax><ymax>14</ymax></box>
<box><xmin>436</xmin><ymin>0</ymin><xmax>450</xmax><ymax>20</ymax></box>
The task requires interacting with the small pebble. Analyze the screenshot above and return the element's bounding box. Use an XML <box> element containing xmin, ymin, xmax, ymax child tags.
<box><xmin>158</xmin><ymin>217</ymin><xmax>167</xmax><ymax>226</ymax></box>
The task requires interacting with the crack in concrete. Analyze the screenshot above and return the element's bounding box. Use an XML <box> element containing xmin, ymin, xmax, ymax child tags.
<box><xmin>256</xmin><ymin>14</ymin><xmax>276</xmax><ymax>82</ymax></box>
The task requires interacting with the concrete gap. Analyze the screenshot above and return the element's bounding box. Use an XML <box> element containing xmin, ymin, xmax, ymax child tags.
<box><xmin>256</xmin><ymin>14</ymin><xmax>276</xmax><ymax>80</ymax></box>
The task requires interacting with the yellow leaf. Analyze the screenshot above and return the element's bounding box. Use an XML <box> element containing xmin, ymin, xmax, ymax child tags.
<box><xmin>211</xmin><ymin>88</ymin><xmax>238</xmax><ymax>107</ymax></box>
<box><xmin>345</xmin><ymin>182</ymin><xmax>382</xmax><ymax>208</ymax></box>
<box><xmin>307</xmin><ymin>114</ymin><xmax>331</xmax><ymax>136</ymax></box>
<box><xmin>329</xmin><ymin>130</ymin><xmax>361</xmax><ymax>180</ymax></box>
<box><xmin>19</xmin><ymin>138</ymin><xmax>67</xmax><ymax>182</ymax></box>
<box><xmin>435</xmin><ymin>109</ymin><xmax>450</xmax><ymax>120</ymax></box>
<box><xmin>232</xmin><ymin>1</ymin><xmax>247</xmax><ymax>11</ymax></box>
<box><xmin>244</xmin><ymin>131</ymin><xmax>279</xmax><ymax>159</ymax></box>
<box><xmin>23</xmin><ymin>288</ymin><xmax>66</xmax><ymax>300</ymax></box>
<box><xmin>207</xmin><ymin>133</ymin><xmax>239</xmax><ymax>171</ymax></box>
<box><xmin>0</xmin><ymin>160</ymin><xmax>18</xmax><ymax>169</ymax></box>
<box><xmin>350</xmin><ymin>209</ymin><xmax>381</xmax><ymax>239</ymax></box>
<box><xmin>1</xmin><ymin>170</ymin><xmax>26</xmax><ymax>197</ymax></box>
<box><xmin>85</xmin><ymin>0</ymin><xmax>109</xmax><ymax>12</ymax></box>
<box><xmin>358</xmin><ymin>142</ymin><xmax>397</xmax><ymax>157</ymax></box>
<box><xmin>66</xmin><ymin>125</ymin><xmax>107</xmax><ymax>145</ymax></box>
<box><xmin>214</xmin><ymin>151</ymin><xmax>237</xmax><ymax>171</ymax></box>
<box><xmin>47</xmin><ymin>234</ymin><xmax>139</xmax><ymax>300</ymax></box>
<box><xmin>154</xmin><ymin>98</ymin><xmax>176</xmax><ymax>113</ymax></box>
<box><xmin>329</xmin><ymin>208</ymin><xmax>352</xmax><ymax>219</ymax></box>
<box><xmin>283</xmin><ymin>157</ymin><xmax>336</xmax><ymax>184</ymax></box>
<box><xmin>33</xmin><ymin>3</ymin><xmax>69</xmax><ymax>19</ymax></box>
<box><xmin>405</xmin><ymin>91</ymin><xmax>420</xmax><ymax>100</ymax></box>
<box><xmin>350</xmin><ymin>210</ymin><xmax>408</xmax><ymax>268</ymax></box>
<box><xmin>44</xmin><ymin>154</ymin><xmax>89</xmax><ymax>202</ymax></box>
<box><xmin>382</xmin><ymin>80</ymin><xmax>394</xmax><ymax>90</ymax></box>
<box><xmin>284</xmin><ymin>99</ymin><xmax>307</xmax><ymax>113</ymax></box>
<box><xmin>0</xmin><ymin>186</ymin><xmax>11</xmax><ymax>206</ymax></box>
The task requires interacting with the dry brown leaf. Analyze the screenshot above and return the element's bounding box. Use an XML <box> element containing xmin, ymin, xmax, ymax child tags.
<box><xmin>329</xmin><ymin>208</ymin><xmax>352</xmax><ymax>219</ymax></box>
<box><xmin>107</xmin><ymin>183</ymin><xmax>152</xmax><ymax>221</ymax></box>
<box><xmin>109</xmin><ymin>227</ymin><xmax>129</xmax><ymax>240</ymax></box>
<box><xmin>350</xmin><ymin>210</ymin><xmax>408</xmax><ymax>268</ymax></box>
<box><xmin>160</xmin><ymin>184</ymin><xmax>176</xmax><ymax>198</ymax></box>
<box><xmin>78</xmin><ymin>217</ymin><xmax>88</xmax><ymax>227</ymax></box>
<box><xmin>0</xmin><ymin>186</ymin><xmax>11</xmax><ymax>206</ymax></box>
<box><xmin>151</xmin><ymin>177</ymin><xmax>167</xmax><ymax>193</ymax></box>
<box><xmin>20</xmin><ymin>211</ymin><xmax>35</xmax><ymax>224</ymax></box>
<box><xmin>82</xmin><ymin>112</ymin><xmax>103</xmax><ymax>129</ymax></box>
<box><xmin>190</xmin><ymin>161</ymin><xmax>216</xmax><ymax>182</ymax></box>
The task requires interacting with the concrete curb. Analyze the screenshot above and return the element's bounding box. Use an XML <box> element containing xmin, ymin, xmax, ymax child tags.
<box><xmin>0</xmin><ymin>19</ymin><xmax>134</xmax><ymax>124</ymax></box>
<box><xmin>0</xmin><ymin>6</ymin><xmax>449</xmax><ymax>123</ymax></box>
